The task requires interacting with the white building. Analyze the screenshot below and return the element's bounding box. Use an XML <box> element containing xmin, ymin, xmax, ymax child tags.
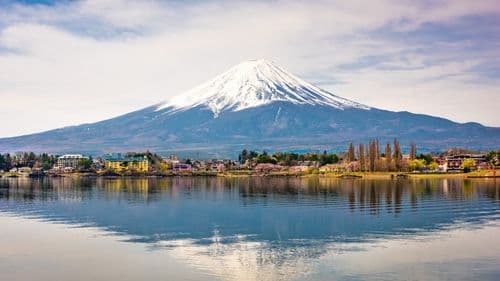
<box><xmin>56</xmin><ymin>154</ymin><xmax>88</xmax><ymax>169</ymax></box>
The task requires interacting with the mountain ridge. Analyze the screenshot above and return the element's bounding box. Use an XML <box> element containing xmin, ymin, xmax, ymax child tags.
<box><xmin>0</xmin><ymin>59</ymin><xmax>499</xmax><ymax>157</ymax></box>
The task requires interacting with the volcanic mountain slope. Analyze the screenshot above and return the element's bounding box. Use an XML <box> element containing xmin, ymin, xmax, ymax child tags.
<box><xmin>0</xmin><ymin>59</ymin><xmax>498</xmax><ymax>156</ymax></box>
<box><xmin>156</xmin><ymin>59</ymin><xmax>370</xmax><ymax>116</ymax></box>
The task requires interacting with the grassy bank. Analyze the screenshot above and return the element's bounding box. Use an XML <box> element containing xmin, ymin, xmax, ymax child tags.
<box><xmin>220</xmin><ymin>170</ymin><xmax>500</xmax><ymax>179</ymax></box>
<box><xmin>2</xmin><ymin>169</ymin><xmax>498</xmax><ymax>179</ymax></box>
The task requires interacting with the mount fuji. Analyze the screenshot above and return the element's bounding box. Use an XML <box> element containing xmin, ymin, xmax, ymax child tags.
<box><xmin>1</xmin><ymin>59</ymin><xmax>499</xmax><ymax>157</ymax></box>
<box><xmin>156</xmin><ymin>59</ymin><xmax>370</xmax><ymax>116</ymax></box>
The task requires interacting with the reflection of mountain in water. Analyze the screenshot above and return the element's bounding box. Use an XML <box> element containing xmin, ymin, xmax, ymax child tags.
<box><xmin>0</xmin><ymin>177</ymin><xmax>498</xmax><ymax>281</ymax></box>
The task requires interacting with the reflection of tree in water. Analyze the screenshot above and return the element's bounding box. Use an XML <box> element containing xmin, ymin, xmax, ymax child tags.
<box><xmin>385</xmin><ymin>182</ymin><xmax>392</xmax><ymax>214</ymax></box>
<box><xmin>348</xmin><ymin>187</ymin><xmax>355</xmax><ymax>212</ymax></box>
<box><xmin>1</xmin><ymin>176</ymin><xmax>499</xmax><ymax>281</ymax></box>
<box><xmin>368</xmin><ymin>181</ymin><xmax>379</xmax><ymax>216</ymax></box>
<box><xmin>1</xmin><ymin>177</ymin><xmax>498</xmax><ymax>211</ymax></box>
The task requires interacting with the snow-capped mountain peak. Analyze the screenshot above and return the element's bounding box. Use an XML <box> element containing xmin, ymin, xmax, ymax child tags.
<box><xmin>156</xmin><ymin>59</ymin><xmax>370</xmax><ymax>117</ymax></box>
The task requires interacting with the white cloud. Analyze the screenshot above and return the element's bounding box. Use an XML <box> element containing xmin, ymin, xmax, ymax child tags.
<box><xmin>0</xmin><ymin>0</ymin><xmax>499</xmax><ymax>137</ymax></box>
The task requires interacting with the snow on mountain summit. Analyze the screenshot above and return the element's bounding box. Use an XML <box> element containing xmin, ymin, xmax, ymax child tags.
<box><xmin>156</xmin><ymin>59</ymin><xmax>370</xmax><ymax>117</ymax></box>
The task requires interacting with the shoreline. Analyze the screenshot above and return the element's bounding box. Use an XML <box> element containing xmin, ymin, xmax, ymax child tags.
<box><xmin>1</xmin><ymin>170</ymin><xmax>498</xmax><ymax>179</ymax></box>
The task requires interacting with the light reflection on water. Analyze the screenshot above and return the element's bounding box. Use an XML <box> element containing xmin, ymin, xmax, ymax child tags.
<box><xmin>0</xmin><ymin>177</ymin><xmax>499</xmax><ymax>281</ymax></box>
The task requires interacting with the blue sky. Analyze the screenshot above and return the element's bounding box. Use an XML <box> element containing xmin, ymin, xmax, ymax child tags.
<box><xmin>0</xmin><ymin>0</ymin><xmax>499</xmax><ymax>137</ymax></box>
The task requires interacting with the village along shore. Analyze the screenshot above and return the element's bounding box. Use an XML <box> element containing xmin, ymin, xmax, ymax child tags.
<box><xmin>1</xmin><ymin>140</ymin><xmax>499</xmax><ymax>180</ymax></box>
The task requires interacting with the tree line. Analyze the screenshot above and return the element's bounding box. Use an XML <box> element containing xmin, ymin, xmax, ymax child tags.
<box><xmin>345</xmin><ymin>139</ymin><xmax>430</xmax><ymax>172</ymax></box>
<box><xmin>238</xmin><ymin>149</ymin><xmax>340</xmax><ymax>166</ymax></box>
<box><xmin>0</xmin><ymin>152</ymin><xmax>58</xmax><ymax>171</ymax></box>
<box><xmin>238</xmin><ymin>138</ymin><xmax>476</xmax><ymax>172</ymax></box>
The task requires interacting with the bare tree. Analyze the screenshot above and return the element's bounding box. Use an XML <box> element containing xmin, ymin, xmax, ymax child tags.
<box><xmin>368</xmin><ymin>140</ymin><xmax>377</xmax><ymax>172</ymax></box>
<box><xmin>385</xmin><ymin>142</ymin><xmax>392</xmax><ymax>171</ymax></box>
<box><xmin>393</xmin><ymin>138</ymin><xmax>402</xmax><ymax>171</ymax></box>
<box><xmin>347</xmin><ymin>142</ymin><xmax>355</xmax><ymax>162</ymax></box>
<box><xmin>358</xmin><ymin>143</ymin><xmax>365</xmax><ymax>172</ymax></box>
<box><xmin>409</xmin><ymin>142</ymin><xmax>417</xmax><ymax>160</ymax></box>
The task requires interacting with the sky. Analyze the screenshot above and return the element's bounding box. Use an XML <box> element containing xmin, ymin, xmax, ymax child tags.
<box><xmin>0</xmin><ymin>0</ymin><xmax>499</xmax><ymax>137</ymax></box>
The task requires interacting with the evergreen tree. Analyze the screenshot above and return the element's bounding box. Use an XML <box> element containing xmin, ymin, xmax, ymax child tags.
<box><xmin>0</xmin><ymin>154</ymin><xmax>5</xmax><ymax>171</ymax></box>
<box><xmin>27</xmin><ymin>152</ymin><xmax>36</xmax><ymax>167</ymax></box>
<box><xmin>77</xmin><ymin>158</ymin><xmax>93</xmax><ymax>171</ymax></box>
<box><xmin>238</xmin><ymin>149</ymin><xmax>249</xmax><ymax>164</ymax></box>
<box><xmin>417</xmin><ymin>153</ymin><xmax>433</xmax><ymax>165</ymax></box>
<box><xmin>5</xmin><ymin>154</ymin><xmax>12</xmax><ymax>170</ymax></box>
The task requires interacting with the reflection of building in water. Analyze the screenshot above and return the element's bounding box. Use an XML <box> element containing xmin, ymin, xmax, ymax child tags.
<box><xmin>96</xmin><ymin>178</ymin><xmax>172</xmax><ymax>202</ymax></box>
<box><xmin>1</xmin><ymin>176</ymin><xmax>499</xmax><ymax>281</ymax></box>
<box><xmin>1</xmin><ymin>177</ymin><xmax>499</xmax><ymax>224</ymax></box>
<box><xmin>442</xmin><ymin>178</ymin><xmax>449</xmax><ymax>195</ymax></box>
<box><xmin>100</xmin><ymin>178</ymin><xmax>149</xmax><ymax>190</ymax></box>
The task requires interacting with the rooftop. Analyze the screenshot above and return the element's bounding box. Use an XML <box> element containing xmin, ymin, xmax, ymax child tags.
<box><xmin>59</xmin><ymin>154</ymin><xmax>88</xmax><ymax>159</ymax></box>
<box><xmin>103</xmin><ymin>154</ymin><xmax>148</xmax><ymax>162</ymax></box>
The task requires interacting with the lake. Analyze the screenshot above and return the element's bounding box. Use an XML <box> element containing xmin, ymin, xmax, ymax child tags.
<box><xmin>0</xmin><ymin>177</ymin><xmax>499</xmax><ymax>281</ymax></box>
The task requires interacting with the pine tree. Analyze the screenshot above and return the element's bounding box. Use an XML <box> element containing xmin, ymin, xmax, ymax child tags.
<box><xmin>5</xmin><ymin>154</ymin><xmax>12</xmax><ymax>170</ymax></box>
<box><xmin>0</xmin><ymin>154</ymin><xmax>5</xmax><ymax>171</ymax></box>
<box><xmin>239</xmin><ymin>149</ymin><xmax>249</xmax><ymax>164</ymax></box>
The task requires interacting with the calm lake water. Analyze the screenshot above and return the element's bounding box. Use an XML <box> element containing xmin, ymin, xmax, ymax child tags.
<box><xmin>0</xmin><ymin>177</ymin><xmax>499</xmax><ymax>281</ymax></box>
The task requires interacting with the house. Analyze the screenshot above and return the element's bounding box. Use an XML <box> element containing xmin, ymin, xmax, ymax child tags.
<box><xmin>57</xmin><ymin>154</ymin><xmax>89</xmax><ymax>169</ymax></box>
<box><xmin>163</xmin><ymin>155</ymin><xmax>180</xmax><ymax>165</ymax></box>
<box><xmin>319</xmin><ymin>164</ymin><xmax>347</xmax><ymax>173</ymax></box>
<box><xmin>445</xmin><ymin>154</ymin><xmax>487</xmax><ymax>172</ymax></box>
<box><xmin>288</xmin><ymin>165</ymin><xmax>310</xmax><ymax>173</ymax></box>
<box><xmin>103</xmin><ymin>154</ymin><xmax>149</xmax><ymax>172</ymax></box>
<box><xmin>254</xmin><ymin>163</ymin><xmax>284</xmax><ymax>173</ymax></box>
<box><xmin>215</xmin><ymin>163</ymin><xmax>226</xmax><ymax>172</ymax></box>
<box><xmin>297</xmin><ymin>161</ymin><xmax>320</xmax><ymax>168</ymax></box>
<box><xmin>17</xmin><ymin>167</ymin><xmax>32</xmax><ymax>175</ymax></box>
<box><xmin>92</xmin><ymin>158</ymin><xmax>104</xmax><ymax>171</ymax></box>
<box><xmin>206</xmin><ymin>159</ymin><xmax>234</xmax><ymax>172</ymax></box>
<box><xmin>191</xmin><ymin>160</ymin><xmax>207</xmax><ymax>171</ymax></box>
<box><xmin>172</xmin><ymin>163</ymin><xmax>192</xmax><ymax>172</ymax></box>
